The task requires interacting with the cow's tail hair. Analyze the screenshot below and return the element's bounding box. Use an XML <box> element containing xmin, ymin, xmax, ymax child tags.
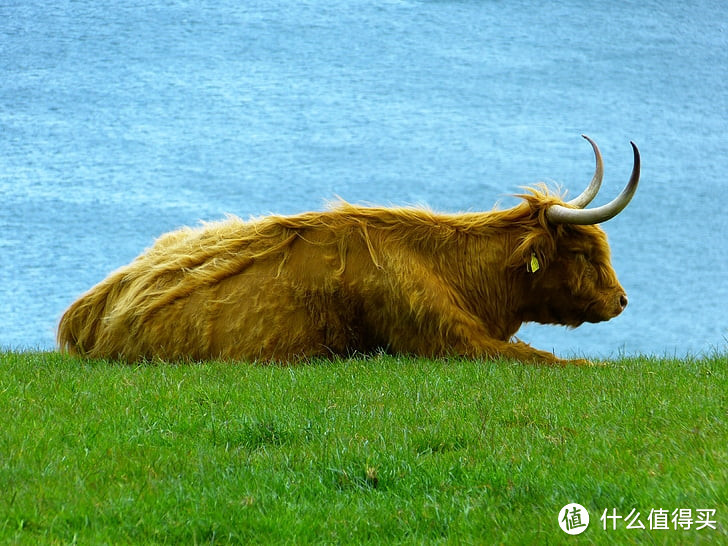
<box><xmin>57</xmin><ymin>277</ymin><xmax>119</xmax><ymax>359</ymax></box>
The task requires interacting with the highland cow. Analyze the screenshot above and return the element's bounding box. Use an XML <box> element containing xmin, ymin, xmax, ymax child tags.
<box><xmin>58</xmin><ymin>136</ymin><xmax>640</xmax><ymax>364</ymax></box>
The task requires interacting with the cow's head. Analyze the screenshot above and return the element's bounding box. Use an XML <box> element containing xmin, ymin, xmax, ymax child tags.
<box><xmin>512</xmin><ymin>136</ymin><xmax>640</xmax><ymax>327</ymax></box>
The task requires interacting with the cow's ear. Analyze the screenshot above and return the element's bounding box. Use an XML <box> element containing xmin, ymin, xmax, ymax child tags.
<box><xmin>508</xmin><ymin>230</ymin><xmax>555</xmax><ymax>271</ymax></box>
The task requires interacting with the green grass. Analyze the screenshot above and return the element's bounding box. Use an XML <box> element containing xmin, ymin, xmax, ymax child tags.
<box><xmin>1</xmin><ymin>351</ymin><xmax>726</xmax><ymax>544</ymax></box>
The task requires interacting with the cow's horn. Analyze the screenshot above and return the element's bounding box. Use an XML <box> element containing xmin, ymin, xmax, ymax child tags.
<box><xmin>567</xmin><ymin>135</ymin><xmax>604</xmax><ymax>208</ymax></box>
<box><xmin>546</xmin><ymin>141</ymin><xmax>640</xmax><ymax>225</ymax></box>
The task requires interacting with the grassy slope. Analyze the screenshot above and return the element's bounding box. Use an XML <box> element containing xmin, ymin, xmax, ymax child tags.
<box><xmin>0</xmin><ymin>351</ymin><xmax>726</xmax><ymax>544</ymax></box>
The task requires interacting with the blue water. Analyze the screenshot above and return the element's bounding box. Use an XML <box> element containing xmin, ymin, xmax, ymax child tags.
<box><xmin>2</xmin><ymin>0</ymin><xmax>727</xmax><ymax>358</ymax></box>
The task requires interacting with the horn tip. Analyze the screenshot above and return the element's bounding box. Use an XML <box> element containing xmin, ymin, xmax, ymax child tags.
<box><xmin>630</xmin><ymin>141</ymin><xmax>640</xmax><ymax>161</ymax></box>
<box><xmin>581</xmin><ymin>134</ymin><xmax>599</xmax><ymax>149</ymax></box>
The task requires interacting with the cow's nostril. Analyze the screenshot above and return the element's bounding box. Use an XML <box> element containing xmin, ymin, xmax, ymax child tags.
<box><xmin>619</xmin><ymin>294</ymin><xmax>628</xmax><ymax>309</ymax></box>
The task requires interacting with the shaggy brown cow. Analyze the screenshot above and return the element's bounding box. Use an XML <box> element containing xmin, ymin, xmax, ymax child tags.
<box><xmin>58</xmin><ymin>136</ymin><xmax>640</xmax><ymax>364</ymax></box>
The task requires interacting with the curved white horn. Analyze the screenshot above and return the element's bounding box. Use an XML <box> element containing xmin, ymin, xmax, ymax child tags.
<box><xmin>567</xmin><ymin>135</ymin><xmax>604</xmax><ymax>208</ymax></box>
<box><xmin>546</xmin><ymin>141</ymin><xmax>640</xmax><ymax>225</ymax></box>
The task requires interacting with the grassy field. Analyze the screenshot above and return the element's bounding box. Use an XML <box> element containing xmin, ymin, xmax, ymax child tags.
<box><xmin>1</xmin><ymin>351</ymin><xmax>726</xmax><ymax>544</ymax></box>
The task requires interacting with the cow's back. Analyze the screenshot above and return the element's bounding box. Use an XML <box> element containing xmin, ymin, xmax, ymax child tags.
<box><xmin>59</xmin><ymin>212</ymin><xmax>388</xmax><ymax>361</ymax></box>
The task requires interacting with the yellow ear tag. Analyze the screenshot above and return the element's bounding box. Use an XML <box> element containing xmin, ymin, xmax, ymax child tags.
<box><xmin>528</xmin><ymin>252</ymin><xmax>540</xmax><ymax>273</ymax></box>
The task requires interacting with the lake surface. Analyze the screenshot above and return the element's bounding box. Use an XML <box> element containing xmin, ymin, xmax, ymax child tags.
<box><xmin>2</xmin><ymin>0</ymin><xmax>727</xmax><ymax>358</ymax></box>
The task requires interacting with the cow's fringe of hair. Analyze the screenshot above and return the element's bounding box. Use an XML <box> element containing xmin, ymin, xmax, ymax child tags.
<box><xmin>57</xmin><ymin>185</ymin><xmax>570</xmax><ymax>357</ymax></box>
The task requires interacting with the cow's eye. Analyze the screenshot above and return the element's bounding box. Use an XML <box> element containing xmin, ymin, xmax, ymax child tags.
<box><xmin>580</xmin><ymin>256</ymin><xmax>599</xmax><ymax>282</ymax></box>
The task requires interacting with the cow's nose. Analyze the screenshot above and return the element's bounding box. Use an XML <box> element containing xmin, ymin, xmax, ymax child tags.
<box><xmin>619</xmin><ymin>294</ymin><xmax>628</xmax><ymax>310</ymax></box>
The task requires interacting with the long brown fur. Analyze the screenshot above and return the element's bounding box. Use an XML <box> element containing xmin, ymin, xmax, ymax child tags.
<box><xmin>57</xmin><ymin>186</ymin><xmax>627</xmax><ymax>364</ymax></box>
